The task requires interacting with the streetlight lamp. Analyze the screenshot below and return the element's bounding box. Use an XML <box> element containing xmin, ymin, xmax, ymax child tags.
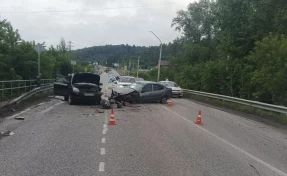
<box><xmin>150</xmin><ymin>31</ymin><xmax>162</xmax><ymax>82</ymax></box>
<box><xmin>34</xmin><ymin>43</ymin><xmax>46</xmax><ymax>74</ymax></box>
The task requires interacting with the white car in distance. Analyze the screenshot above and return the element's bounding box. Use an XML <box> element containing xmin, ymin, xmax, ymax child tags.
<box><xmin>159</xmin><ymin>81</ymin><xmax>183</xmax><ymax>98</ymax></box>
<box><xmin>108</xmin><ymin>76</ymin><xmax>136</xmax><ymax>89</ymax></box>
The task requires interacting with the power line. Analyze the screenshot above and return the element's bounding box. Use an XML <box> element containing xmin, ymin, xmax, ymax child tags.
<box><xmin>0</xmin><ymin>2</ymin><xmax>174</xmax><ymax>14</ymax></box>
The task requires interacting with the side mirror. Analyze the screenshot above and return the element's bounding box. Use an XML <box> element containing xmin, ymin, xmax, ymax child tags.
<box><xmin>113</xmin><ymin>81</ymin><xmax>117</xmax><ymax>84</ymax></box>
<box><xmin>99</xmin><ymin>83</ymin><xmax>103</xmax><ymax>86</ymax></box>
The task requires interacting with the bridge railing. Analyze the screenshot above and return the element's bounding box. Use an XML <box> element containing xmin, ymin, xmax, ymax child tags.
<box><xmin>182</xmin><ymin>89</ymin><xmax>287</xmax><ymax>114</ymax></box>
<box><xmin>0</xmin><ymin>79</ymin><xmax>54</xmax><ymax>101</ymax></box>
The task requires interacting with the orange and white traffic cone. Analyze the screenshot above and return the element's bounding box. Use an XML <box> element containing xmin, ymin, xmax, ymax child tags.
<box><xmin>103</xmin><ymin>86</ymin><xmax>108</xmax><ymax>100</ymax></box>
<box><xmin>167</xmin><ymin>98</ymin><xmax>172</xmax><ymax>106</ymax></box>
<box><xmin>108</xmin><ymin>108</ymin><xmax>117</xmax><ymax>125</ymax></box>
<box><xmin>194</xmin><ymin>110</ymin><xmax>203</xmax><ymax>125</ymax></box>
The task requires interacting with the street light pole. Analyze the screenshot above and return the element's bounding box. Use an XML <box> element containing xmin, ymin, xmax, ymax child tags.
<box><xmin>38</xmin><ymin>44</ymin><xmax>40</xmax><ymax>74</ymax></box>
<box><xmin>150</xmin><ymin>31</ymin><xmax>162</xmax><ymax>82</ymax></box>
<box><xmin>137</xmin><ymin>56</ymin><xmax>140</xmax><ymax>78</ymax></box>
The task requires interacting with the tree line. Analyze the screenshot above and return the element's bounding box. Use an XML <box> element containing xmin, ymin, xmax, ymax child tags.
<box><xmin>157</xmin><ymin>0</ymin><xmax>287</xmax><ymax>106</ymax></box>
<box><xmin>71</xmin><ymin>0</ymin><xmax>287</xmax><ymax>106</ymax></box>
<box><xmin>0</xmin><ymin>19</ymin><xmax>94</xmax><ymax>81</ymax></box>
<box><xmin>129</xmin><ymin>0</ymin><xmax>287</xmax><ymax>106</ymax></box>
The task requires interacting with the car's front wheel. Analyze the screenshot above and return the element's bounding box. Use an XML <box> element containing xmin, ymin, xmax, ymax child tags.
<box><xmin>160</xmin><ymin>96</ymin><xmax>167</xmax><ymax>104</ymax></box>
<box><xmin>68</xmin><ymin>94</ymin><xmax>74</xmax><ymax>105</ymax></box>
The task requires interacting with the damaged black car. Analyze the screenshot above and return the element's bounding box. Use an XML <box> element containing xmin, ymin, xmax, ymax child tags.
<box><xmin>110</xmin><ymin>81</ymin><xmax>172</xmax><ymax>104</ymax></box>
<box><xmin>54</xmin><ymin>73</ymin><xmax>103</xmax><ymax>105</ymax></box>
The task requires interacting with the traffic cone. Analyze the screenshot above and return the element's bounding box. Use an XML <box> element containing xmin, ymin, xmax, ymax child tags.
<box><xmin>194</xmin><ymin>110</ymin><xmax>203</xmax><ymax>125</ymax></box>
<box><xmin>104</xmin><ymin>87</ymin><xmax>108</xmax><ymax>100</ymax></box>
<box><xmin>167</xmin><ymin>98</ymin><xmax>172</xmax><ymax>106</ymax></box>
<box><xmin>108</xmin><ymin>108</ymin><xmax>117</xmax><ymax>125</ymax></box>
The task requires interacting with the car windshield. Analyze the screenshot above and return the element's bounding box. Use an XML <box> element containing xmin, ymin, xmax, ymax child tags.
<box><xmin>129</xmin><ymin>83</ymin><xmax>144</xmax><ymax>92</ymax></box>
<box><xmin>72</xmin><ymin>73</ymin><xmax>100</xmax><ymax>85</ymax></box>
<box><xmin>161</xmin><ymin>82</ymin><xmax>178</xmax><ymax>87</ymax></box>
<box><xmin>119</xmin><ymin>77</ymin><xmax>135</xmax><ymax>83</ymax></box>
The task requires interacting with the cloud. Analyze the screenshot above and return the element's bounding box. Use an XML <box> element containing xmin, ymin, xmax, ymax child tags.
<box><xmin>0</xmin><ymin>0</ymin><xmax>193</xmax><ymax>49</ymax></box>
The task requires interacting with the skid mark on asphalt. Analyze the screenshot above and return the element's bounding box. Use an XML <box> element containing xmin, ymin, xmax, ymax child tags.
<box><xmin>162</xmin><ymin>106</ymin><xmax>287</xmax><ymax>176</ymax></box>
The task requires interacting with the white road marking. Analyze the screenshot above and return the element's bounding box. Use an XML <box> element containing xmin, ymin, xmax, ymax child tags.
<box><xmin>37</xmin><ymin>101</ymin><xmax>63</xmax><ymax>115</ymax></box>
<box><xmin>7</xmin><ymin>108</ymin><xmax>31</xmax><ymax>120</ymax></box>
<box><xmin>102</xmin><ymin>129</ymin><xmax>106</xmax><ymax>135</ymax></box>
<box><xmin>101</xmin><ymin>148</ymin><xmax>106</xmax><ymax>155</ymax></box>
<box><xmin>37</xmin><ymin>102</ymin><xmax>45</xmax><ymax>106</ymax></box>
<box><xmin>162</xmin><ymin>106</ymin><xmax>287</xmax><ymax>176</ymax></box>
<box><xmin>99</xmin><ymin>162</ymin><xmax>105</xmax><ymax>172</ymax></box>
<box><xmin>101</xmin><ymin>138</ymin><xmax>106</xmax><ymax>144</ymax></box>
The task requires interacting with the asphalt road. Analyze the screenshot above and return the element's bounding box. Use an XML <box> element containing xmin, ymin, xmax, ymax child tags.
<box><xmin>0</xmin><ymin>71</ymin><xmax>286</xmax><ymax>176</ymax></box>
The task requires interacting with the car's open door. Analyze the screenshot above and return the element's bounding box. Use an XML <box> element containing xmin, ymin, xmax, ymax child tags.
<box><xmin>54</xmin><ymin>75</ymin><xmax>71</xmax><ymax>97</ymax></box>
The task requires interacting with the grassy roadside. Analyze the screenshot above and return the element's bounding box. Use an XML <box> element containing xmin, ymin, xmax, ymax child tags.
<box><xmin>0</xmin><ymin>90</ymin><xmax>53</xmax><ymax>121</ymax></box>
<box><xmin>183</xmin><ymin>92</ymin><xmax>287</xmax><ymax>125</ymax></box>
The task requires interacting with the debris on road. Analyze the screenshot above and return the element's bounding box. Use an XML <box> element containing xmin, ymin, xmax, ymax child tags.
<box><xmin>96</xmin><ymin>109</ymin><xmax>104</xmax><ymax>113</ymax></box>
<box><xmin>100</xmin><ymin>99</ymin><xmax>111</xmax><ymax>109</ymax></box>
<box><xmin>14</xmin><ymin>117</ymin><xmax>25</xmax><ymax>120</ymax></box>
<box><xmin>0</xmin><ymin>130</ymin><xmax>15</xmax><ymax>136</ymax></box>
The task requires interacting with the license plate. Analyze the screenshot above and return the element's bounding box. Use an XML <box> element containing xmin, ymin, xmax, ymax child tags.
<box><xmin>84</xmin><ymin>93</ymin><xmax>94</xmax><ymax>96</ymax></box>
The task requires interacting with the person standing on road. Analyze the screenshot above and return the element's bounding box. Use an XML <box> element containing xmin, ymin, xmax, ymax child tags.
<box><xmin>35</xmin><ymin>73</ymin><xmax>42</xmax><ymax>87</ymax></box>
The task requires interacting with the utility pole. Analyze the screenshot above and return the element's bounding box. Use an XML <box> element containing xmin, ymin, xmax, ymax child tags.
<box><xmin>67</xmin><ymin>41</ymin><xmax>73</xmax><ymax>51</ymax></box>
<box><xmin>150</xmin><ymin>31</ymin><xmax>162</xmax><ymax>82</ymax></box>
<box><xmin>137</xmin><ymin>56</ymin><xmax>140</xmax><ymax>78</ymax></box>
<box><xmin>34</xmin><ymin>43</ymin><xmax>45</xmax><ymax>74</ymax></box>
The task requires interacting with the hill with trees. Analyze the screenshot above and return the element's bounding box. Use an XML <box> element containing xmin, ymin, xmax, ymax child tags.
<box><xmin>72</xmin><ymin>43</ymin><xmax>182</xmax><ymax>69</ymax></box>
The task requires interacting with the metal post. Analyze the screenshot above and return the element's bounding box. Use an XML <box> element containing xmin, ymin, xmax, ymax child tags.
<box><xmin>1</xmin><ymin>82</ymin><xmax>3</xmax><ymax>101</ymax></box>
<box><xmin>149</xmin><ymin>31</ymin><xmax>162</xmax><ymax>82</ymax></box>
<box><xmin>10</xmin><ymin>82</ymin><xmax>12</xmax><ymax>99</ymax></box>
<box><xmin>137</xmin><ymin>56</ymin><xmax>140</xmax><ymax>78</ymax></box>
<box><xmin>38</xmin><ymin>44</ymin><xmax>40</xmax><ymax>74</ymax></box>
<box><xmin>18</xmin><ymin>81</ymin><xmax>20</xmax><ymax>95</ymax></box>
<box><xmin>157</xmin><ymin>44</ymin><xmax>162</xmax><ymax>82</ymax></box>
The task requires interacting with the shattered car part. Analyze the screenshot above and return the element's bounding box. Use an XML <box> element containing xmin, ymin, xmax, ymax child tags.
<box><xmin>110</xmin><ymin>87</ymin><xmax>140</xmax><ymax>104</ymax></box>
<box><xmin>100</xmin><ymin>99</ymin><xmax>111</xmax><ymax>109</ymax></box>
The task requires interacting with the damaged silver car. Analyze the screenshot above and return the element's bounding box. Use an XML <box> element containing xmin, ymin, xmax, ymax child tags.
<box><xmin>110</xmin><ymin>81</ymin><xmax>172</xmax><ymax>104</ymax></box>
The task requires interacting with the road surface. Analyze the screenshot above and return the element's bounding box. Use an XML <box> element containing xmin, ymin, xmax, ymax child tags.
<box><xmin>0</xmin><ymin>71</ymin><xmax>287</xmax><ymax>176</ymax></box>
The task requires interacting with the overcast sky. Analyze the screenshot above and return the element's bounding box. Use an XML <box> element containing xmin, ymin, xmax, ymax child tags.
<box><xmin>0</xmin><ymin>0</ymin><xmax>193</xmax><ymax>49</ymax></box>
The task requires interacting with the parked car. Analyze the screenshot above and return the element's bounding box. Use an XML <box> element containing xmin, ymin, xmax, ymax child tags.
<box><xmin>110</xmin><ymin>81</ymin><xmax>172</xmax><ymax>104</ymax></box>
<box><xmin>54</xmin><ymin>73</ymin><xmax>103</xmax><ymax>105</ymax></box>
<box><xmin>135</xmin><ymin>77</ymin><xmax>144</xmax><ymax>82</ymax></box>
<box><xmin>109</xmin><ymin>76</ymin><xmax>136</xmax><ymax>88</ymax></box>
<box><xmin>159</xmin><ymin>81</ymin><xmax>183</xmax><ymax>98</ymax></box>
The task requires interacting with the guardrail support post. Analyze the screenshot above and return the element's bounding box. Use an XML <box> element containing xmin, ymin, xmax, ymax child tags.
<box><xmin>1</xmin><ymin>82</ymin><xmax>3</xmax><ymax>101</ymax></box>
<box><xmin>10</xmin><ymin>82</ymin><xmax>12</xmax><ymax>99</ymax></box>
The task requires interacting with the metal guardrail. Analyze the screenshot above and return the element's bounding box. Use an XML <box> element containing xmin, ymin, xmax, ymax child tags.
<box><xmin>182</xmin><ymin>89</ymin><xmax>287</xmax><ymax>114</ymax></box>
<box><xmin>2</xmin><ymin>84</ymin><xmax>53</xmax><ymax>109</ymax></box>
<box><xmin>0</xmin><ymin>79</ymin><xmax>54</xmax><ymax>101</ymax></box>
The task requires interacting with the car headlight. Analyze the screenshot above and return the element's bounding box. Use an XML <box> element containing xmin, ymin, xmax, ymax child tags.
<box><xmin>118</xmin><ymin>85</ymin><xmax>124</xmax><ymax>88</ymax></box>
<box><xmin>73</xmin><ymin>87</ymin><xmax>80</xmax><ymax>93</ymax></box>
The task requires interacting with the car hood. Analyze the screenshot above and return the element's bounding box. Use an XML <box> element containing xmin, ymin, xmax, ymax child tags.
<box><xmin>112</xmin><ymin>87</ymin><xmax>136</xmax><ymax>95</ymax></box>
<box><xmin>72</xmin><ymin>73</ymin><xmax>100</xmax><ymax>85</ymax></box>
<box><xmin>73</xmin><ymin>83</ymin><xmax>98</xmax><ymax>89</ymax></box>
